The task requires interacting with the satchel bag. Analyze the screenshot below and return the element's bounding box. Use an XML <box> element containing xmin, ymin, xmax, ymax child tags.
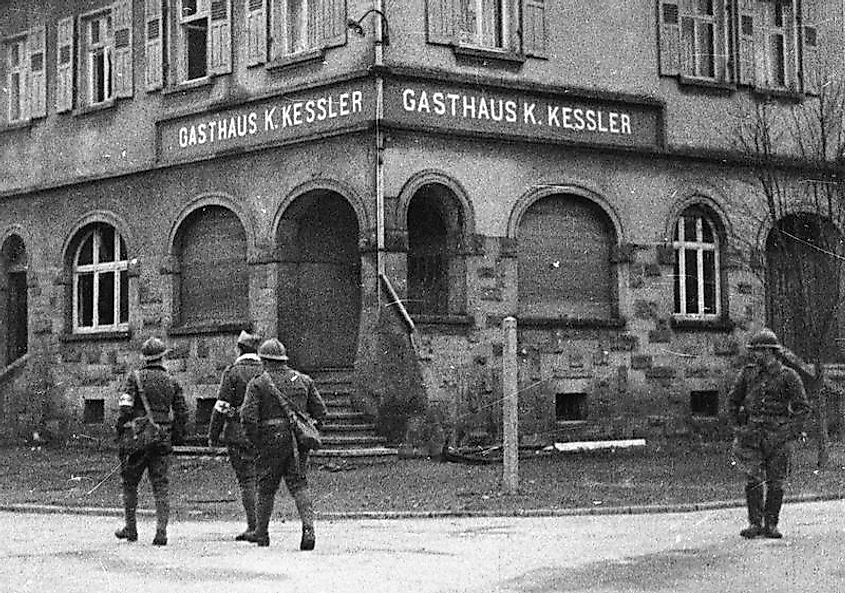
<box><xmin>120</xmin><ymin>371</ymin><xmax>167</xmax><ymax>453</ymax></box>
<box><xmin>265</xmin><ymin>373</ymin><xmax>322</xmax><ymax>451</ymax></box>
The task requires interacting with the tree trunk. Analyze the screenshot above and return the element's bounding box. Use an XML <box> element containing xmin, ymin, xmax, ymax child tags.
<box><xmin>813</xmin><ymin>363</ymin><xmax>830</xmax><ymax>469</ymax></box>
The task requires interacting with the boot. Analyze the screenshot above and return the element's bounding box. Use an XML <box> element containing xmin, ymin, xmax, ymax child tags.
<box><xmin>152</xmin><ymin>498</ymin><xmax>169</xmax><ymax>546</ymax></box>
<box><xmin>763</xmin><ymin>485</ymin><xmax>784</xmax><ymax>539</ymax></box>
<box><xmin>293</xmin><ymin>487</ymin><xmax>315</xmax><ymax>551</ymax></box>
<box><xmin>740</xmin><ymin>481</ymin><xmax>764</xmax><ymax>539</ymax></box>
<box><xmin>115</xmin><ymin>488</ymin><xmax>138</xmax><ymax>542</ymax></box>
<box><xmin>252</xmin><ymin>493</ymin><xmax>275</xmax><ymax>547</ymax></box>
<box><xmin>235</xmin><ymin>478</ymin><xmax>257</xmax><ymax>541</ymax></box>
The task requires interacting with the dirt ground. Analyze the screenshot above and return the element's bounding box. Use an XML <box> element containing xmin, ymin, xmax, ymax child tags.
<box><xmin>1</xmin><ymin>439</ymin><xmax>844</xmax><ymax>520</ymax></box>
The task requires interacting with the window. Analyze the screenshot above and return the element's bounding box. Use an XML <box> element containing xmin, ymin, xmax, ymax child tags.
<box><xmin>87</xmin><ymin>14</ymin><xmax>114</xmax><ymax>105</ymax></box>
<box><xmin>690</xmin><ymin>390</ymin><xmax>719</xmax><ymax>417</ymax></box>
<box><xmin>173</xmin><ymin>0</ymin><xmax>231</xmax><ymax>82</ymax></box>
<box><xmin>673</xmin><ymin>208</ymin><xmax>720</xmax><ymax>318</ymax></box>
<box><xmin>6</xmin><ymin>38</ymin><xmax>27</xmax><ymax>123</ymax></box>
<box><xmin>426</xmin><ymin>0</ymin><xmax>546</xmax><ymax>58</ymax></box>
<box><xmin>556</xmin><ymin>393</ymin><xmax>588</xmax><ymax>421</ymax></box>
<box><xmin>80</xmin><ymin>2</ymin><xmax>133</xmax><ymax>107</ymax></box>
<box><xmin>72</xmin><ymin>225</ymin><xmax>130</xmax><ymax>333</ymax></box>
<box><xmin>659</xmin><ymin>0</ymin><xmax>732</xmax><ymax>82</ymax></box>
<box><xmin>759</xmin><ymin>0</ymin><xmax>797</xmax><ymax>89</ymax></box>
<box><xmin>517</xmin><ymin>195</ymin><xmax>616</xmax><ymax>320</ymax></box>
<box><xmin>460</xmin><ymin>0</ymin><xmax>508</xmax><ymax>49</ymax></box>
<box><xmin>243</xmin><ymin>0</ymin><xmax>346</xmax><ymax>66</ymax></box>
<box><xmin>83</xmin><ymin>399</ymin><xmax>106</xmax><ymax>424</ymax></box>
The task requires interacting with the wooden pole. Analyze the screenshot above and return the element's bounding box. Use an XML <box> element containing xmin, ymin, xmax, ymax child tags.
<box><xmin>502</xmin><ymin>316</ymin><xmax>518</xmax><ymax>494</ymax></box>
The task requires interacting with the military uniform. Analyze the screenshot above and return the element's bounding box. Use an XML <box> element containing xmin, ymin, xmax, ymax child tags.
<box><xmin>729</xmin><ymin>329</ymin><xmax>810</xmax><ymax>539</ymax></box>
<box><xmin>115</xmin><ymin>338</ymin><xmax>188</xmax><ymax>546</ymax></box>
<box><xmin>241</xmin><ymin>339</ymin><xmax>327</xmax><ymax>549</ymax></box>
<box><xmin>208</xmin><ymin>346</ymin><xmax>264</xmax><ymax>540</ymax></box>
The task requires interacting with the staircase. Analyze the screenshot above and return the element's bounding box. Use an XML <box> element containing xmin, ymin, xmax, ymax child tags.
<box><xmin>309</xmin><ymin>367</ymin><xmax>397</xmax><ymax>461</ymax></box>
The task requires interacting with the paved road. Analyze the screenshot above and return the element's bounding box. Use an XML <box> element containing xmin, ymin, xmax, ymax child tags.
<box><xmin>2</xmin><ymin>501</ymin><xmax>844</xmax><ymax>593</ymax></box>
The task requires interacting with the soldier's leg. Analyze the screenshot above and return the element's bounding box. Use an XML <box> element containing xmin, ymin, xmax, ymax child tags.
<box><xmin>116</xmin><ymin>450</ymin><xmax>145</xmax><ymax>541</ymax></box>
<box><xmin>253</xmin><ymin>447</ymin><xmax>284</xmax><ymax>547</ymax></box>
<box><xmin>229</xmin><ymin>444</ymin><xmax>258</xmax><ymax>539</ymax></box>
<box><xmin>148</xmin><ymin>449</ymin><xmax>171</xmax><ymax>546</ymax></box>
<box><xmin>763</xmin><ymin>443</ymin><xmax>792</xmax><ymax>538</ymax></box>
<box><xmin>740</xmin><ymin>474</ymin><xmax>765</xmax><ymax>539</ymax></box>
<box><xmin>734</xmin><ymin>431</ymin><xmax>765</xmax><ymax>538</ymax></box>
<box><xmin>285</xmin><ymin>450</ymin><xmax>315</xmax><ymax>551</ymax></box>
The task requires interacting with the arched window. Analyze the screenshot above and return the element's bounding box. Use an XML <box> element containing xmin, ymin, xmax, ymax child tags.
<box><xmin>175</xmin><ymin>205</ymin><xmax>248</xmax><ymax>326</ymax></box>
<box><xmin>673</xmin><ymin>206</ymin><xmax>721</xmax><ymax>318</ymax></box>
<box><xmin>517</xmin><ymin>194</ymin><xmax>615</xmax><ymax>319</ymax></box>
<box><xmin>73</xmin><ymin>224</ymin><xmax>129</xmax><ymax>332</ymax></box>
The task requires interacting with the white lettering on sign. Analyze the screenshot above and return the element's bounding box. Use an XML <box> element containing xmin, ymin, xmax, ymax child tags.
<box><xmin>400</xmin><ymin>88</ymin><xmax>633</xmax><ymax>135</ymax></box>
<box><xmin>176</xmin><ymin>90</ymin><xmax>364</xmax><ymax>150</ymax></box>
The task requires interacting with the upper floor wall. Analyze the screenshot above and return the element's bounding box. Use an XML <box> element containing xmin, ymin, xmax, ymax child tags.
<box><xmin>1</xmin><ymin>0</ymin><xmax>843</xmax><ymax>194</ymax></box>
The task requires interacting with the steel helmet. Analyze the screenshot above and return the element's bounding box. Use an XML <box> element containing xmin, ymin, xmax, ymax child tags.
<box><xmin>141</xmin><ymin>337</ymin><xmax>169</xmax><ymax>361</ymax></box>
<box><xmin>747</xmin><ymin>328</ymin><xmax>782</xmax><ymax>350</ymax></box>
<box><xmin>236</xmin><ymin>330</ymin><xmax>261</xmax><ymax>351</ymax></box>
<box><xmin>258</xmin><ymin>338</ymin><xmax>289</xmax><ymax>361</ymax></box>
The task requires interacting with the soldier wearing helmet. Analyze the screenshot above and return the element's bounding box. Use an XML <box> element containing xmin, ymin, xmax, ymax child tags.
<box><xmin>240</xmin><ymin>338</ymin><xmax>327</xmax><ymax>550</ymax></box>
<box><xmin>115</xmin><ymin>337</ymin><xmax>188</xmax><ymax>546</ymax></box>
<box><xmin>729</xmin><ymin>328</ymin><xmax>811</xmax><ymax>540</ymax></box>
<box><xmin>208</xmin><ymin>330</ymin><xmax>264</xmax><ymax>541</ymax></box>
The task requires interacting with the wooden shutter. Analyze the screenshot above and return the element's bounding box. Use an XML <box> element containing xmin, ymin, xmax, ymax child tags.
<box><xmin>145</xmin><ymin>0</ymin><xmax>164</xmax><ymax>90</ymax></box>
<box><xmin>715</xmin><ymin>0</ymin><xmax>731</xmax><ymax>81</ymax></box>
<box><xmin>112</xmin><ymin>0</ymin><xmax>134</xmax><ymax>98</ymax></box>
<box><xmin>801</xmin><ymin>0</ymin><xmax>818</xmax><ymax>94</ymax></box>
<box><xmin>322</xmin><ymin>0</ymin><xmax>347</xmax><ymax>49</ymax></box>
<box><xmin>245</xmin><ymin>0</ymin><xmax>267</xmax><ymax>65</ymax></box>
<box><xmin>427</xmin><ymin>0</ymin><xmax>457</xmax><ymax>45</ymax></box>
<box><xmin>784</xmin><ymin>0</ymin><xmax>799</xmax><ymax>90</ymax></box>
<box><xmin>522</xmin><ymin>0</ymin><xmax>546</xmax><ymax>57</ymax></box>
<box><xmin>209</xmin><ymin>0</ymin><xmax>232</xmax><ymax>75</ymax></box>
<box><xmin>737</xmin><ymin>0</ymin><xmax>756</xmax><ymax>86</ymax></box>
<box><xmin>179</xmin><ymin>207</ymin><xmax>248</xmax><ymax>326</ymax></box>
<box><xmin>56</xmin><ymin>17</ymin><xmax>75</xmax><ymax>113</ymax></box>
<box><xmin>29</xmin><ymin>25</ymin><xmax>47</xmax><ymax>119</ymax></box>
<box><xmin>658</xmin><ymin>0</ymin><xmax>680</xmax><ymax>76</ymax></box>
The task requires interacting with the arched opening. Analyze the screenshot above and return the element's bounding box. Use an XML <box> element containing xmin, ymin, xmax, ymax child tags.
<box><xmin>766</xmin><ymin>213</ymin><xmax>843</xmax><ymax>361</ymax></box>
<box><xmin>673</xmin><ymin>204</ymin><xmax>725</xmax><ymax>318</ymax></box>
<box><xmin>406</xmin><ymin>183</ymin><xmax>466</xmax><ymax>316</ymax></box>
<box><xmin>517</xmin><ymin>194</ymin><xmax>616</xmax><ymax>319</ymax></box>
<box><xmin>1</xmin><ymin>235</ymin><xmax>27</xmax><ymax>366</ymax></box>
<box><xmin>174</xmin><ymin>205</ymin><xmax>249</xmax><ymax>326</ymax></box>
<box><xmin>276</xmin><ymin>191</ymin><xmax>361</xmax><ymax>369</ymax></box>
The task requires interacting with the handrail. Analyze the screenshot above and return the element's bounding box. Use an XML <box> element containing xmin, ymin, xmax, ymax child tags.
<box><xmin>379</xmin><ymin>273</ymin><xmax>415</xmax><ymax>333</ymax></box>
<box><xmin>0</xmin><ymin>352</ymin><xmax>31</xmax><ymax>386</ymax></box>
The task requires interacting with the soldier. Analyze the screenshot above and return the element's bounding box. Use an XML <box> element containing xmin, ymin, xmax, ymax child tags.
<box><xmin>115</xmin><ymin>337</ymin><xmax>188</xmax><ymax>546</ymax></box>
<box><xmin>729</xmin><ymin>328</ymin><xmax>811</xmax><ymax>539</ymax></box>
<box><xmin>241</xmin><ymin>339</ymin><xmax>327</xmax><ymax>550</ymax></box>
<box><xmin>208</xmin><ymin>330</ymin><xmax>264</xmax><ymax>541</ymax></box>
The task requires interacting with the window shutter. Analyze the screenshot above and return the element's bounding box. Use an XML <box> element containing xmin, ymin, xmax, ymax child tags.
<box><xmin>245</xmin><ymin>0</ymin><xmax>267</xmax><ymax>65</ymax></box>
<box><xmin>658</xmin><ymin>0</ymin><xmax>680</xmax><ymax>76</ymax></box>
<box><xmin>322</xmin><ymin>0</ymin><xmax>347</xmax><ymax>49</ymax></box>
<box><xmin>427</xmin><ymin>0</ymin><xmax>457</xmax><ymax>46</ymax></box>
<box><xmin>522</xmin><ymin>0</ymin><xmax>546</xmax><ymax>57</ymax></box>
<box><xmin>737</xmin><ymin>0</ymin><xmax>756</xmax><ymax>86</ymax></box>
<box><xmin>112</xmin><ymin>0</ymin><xmax>134</xmax><ymax>98</ymax></box>
<box><xmin>801</xmin><ymin>0</ymin><xmax>819</xmax><ymax>95</ymax></box>
<box><xmin>209</xmin><ymin>0</ymin><xmax>232</xmax><ymax>75</ymax></box>
<box><xmin>56</xmin><ymin>17</ymin><xmax>75</xmax><ymax>113</ymax></box>
<box><xmin>145</xmin><ymin>0</ymin><xmax>164</xmax><ymax>90</ymax></box>
<box><xmin>29</xmin><ymin>25</ymin><xmax>47</xmax><ymax>119</ymax></box>
<box><xmin>715</xmin><ymin>0</ymin><xmax>731</xmax><ymax>81</ymax></box>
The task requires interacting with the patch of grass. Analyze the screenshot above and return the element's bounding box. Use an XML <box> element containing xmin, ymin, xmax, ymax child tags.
<box><xmin>1</xmin><ymin>440</ymin><xmax>843</xmax><ymax>520</ymax></box>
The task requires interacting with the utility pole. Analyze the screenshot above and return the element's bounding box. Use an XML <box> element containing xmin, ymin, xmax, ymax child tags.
<box><xmin>502</xmin><ymin>316</ymin><xmax>518</xmax><ymax>494</ymax></box>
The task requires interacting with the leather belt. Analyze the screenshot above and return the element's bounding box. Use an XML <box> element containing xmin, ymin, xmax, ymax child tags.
<box><xmin>261</xmin><ymin>418</ymin><xmax>288</xmax><ymax>426</ymax></box>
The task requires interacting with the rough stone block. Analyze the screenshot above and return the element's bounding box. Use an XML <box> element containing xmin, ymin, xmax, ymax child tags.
<box><xmin>646</xmin><ymin>366</ymin><xmax>676</xmax><ymax>379</ymax></box>
<box><xmin>631</xmin><ymin>354</ymin><xmax>653</xmax><ymax>370</ymax></box>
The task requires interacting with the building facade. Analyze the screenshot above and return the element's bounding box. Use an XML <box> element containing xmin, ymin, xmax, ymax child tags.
<box><xmin>1</xmin><ymin>0</ymin><xmax>843</xmax><ymax>447</ymax></box>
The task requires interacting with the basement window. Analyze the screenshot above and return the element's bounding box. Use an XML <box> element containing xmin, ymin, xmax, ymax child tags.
<box><xmin>690</xmin><ymin>390</ymin><xmax>719</xmax><ymax>417</ymax></box>
<box><xmin>83</xmin><ymin>399</ymin><xmax>105</xmax><ymax>424</ymax></box>
<box><xmin>195</xmin><ymin>397</ymin><xmax>215</xmax><ymax>426</ymax></box>
<box><xmin>556</xmin><ymin>393</ymin><xmax>588</xmax><ymax>421</ymax></box>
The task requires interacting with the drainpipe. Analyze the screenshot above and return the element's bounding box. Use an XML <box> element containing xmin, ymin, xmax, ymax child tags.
<box><xmin>374</xmin><ymin>0</ymin><xmax>386</xmax><ymax>294</ymax></box>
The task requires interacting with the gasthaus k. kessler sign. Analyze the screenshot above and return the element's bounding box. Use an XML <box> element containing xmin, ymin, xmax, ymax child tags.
<box><xmin>157</xmin><ymin>81</ymin><xmax>374</xmax><ymax>163</ymax></box>
<box><xmin>382</xmin><ymin>79</ymin><xmax>663</xmax><ymax>150</ymax></box>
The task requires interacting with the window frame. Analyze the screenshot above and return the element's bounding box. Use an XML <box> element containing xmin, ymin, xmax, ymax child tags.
<box><xmin>680</xmin><ymin>1</ymin><xmax>717</xmax><ymax>79</ymax></box>
<box><xmin>758</xmin><ymin>0</ymin><xmax>798</xmax><ymax>91</ymax></box>
<box><xmin>459</xmin><ymin>0</ymin><xmax>510</xmax><ymax>51</ymax></box>
<box><xmin>6</xmin><ymin>36</ymin><xmax>28</xmax><ymax>124</ymax></box>
<box><xmin>84</xmin><ymin>11</ymin><xmax>115</xmax><ymax>107</ymax></box>
<box><xmin>673</xmin><ymin>209</ymin><xmax>721</xmax><ymax>319</ymax></box>
<box><xmin>72</xmin><ymin>226</ymin><xmax>130</xmax><ymax>334</ymax></box>
<box><xmin>179</xmin><ymin>0</ymin><xmax>211</xmax><ymax>82</ymax></box>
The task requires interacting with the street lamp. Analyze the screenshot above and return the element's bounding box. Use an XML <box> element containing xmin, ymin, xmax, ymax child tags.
<box><xmin>346</xmin><ymin>8</ymin><xmax>390</xmax><ymax>45</ymax></box>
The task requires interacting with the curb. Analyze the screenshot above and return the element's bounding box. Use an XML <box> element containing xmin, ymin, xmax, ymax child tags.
<box><xmin>2</xmin><ymin>492</ymin><xmax>843</xmax><ymax>522</ymax></box>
